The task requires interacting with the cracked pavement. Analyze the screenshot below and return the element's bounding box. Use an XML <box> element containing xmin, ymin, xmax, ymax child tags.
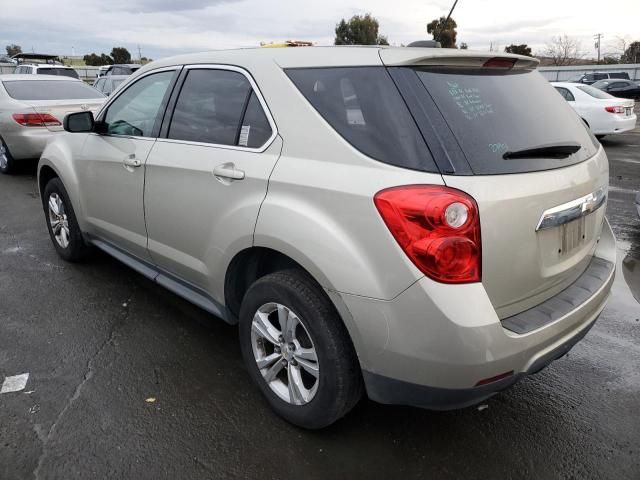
<box><xmin>1</xmin><ymin>130</ymin><xmax>640</xmax><ymax>480</ymax></box>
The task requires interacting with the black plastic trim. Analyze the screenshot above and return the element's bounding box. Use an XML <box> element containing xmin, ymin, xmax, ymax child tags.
<box><xmin>501</xmin><ymin>256</ymin><xmax>613</xmax><ymax>334</ymax></box>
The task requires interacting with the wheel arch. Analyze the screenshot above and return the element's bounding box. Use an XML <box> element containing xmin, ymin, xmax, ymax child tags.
<box><xmin>224</xmin><ymin>246</ymin><xmax>364</xmax><ymax>364</ymax></box>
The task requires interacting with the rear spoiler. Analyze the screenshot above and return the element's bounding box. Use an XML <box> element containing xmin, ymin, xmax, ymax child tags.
<box><xmin>379</xmin><ymin>48</ymin><xmax>539</xmax><ymax>70</ymax></box>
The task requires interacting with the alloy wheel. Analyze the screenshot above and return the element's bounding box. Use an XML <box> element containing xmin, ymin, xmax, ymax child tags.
<box><xmin>251</xmin><ymin>302</ymin><xmax>320</xmax><ymax>405</ymax></box>
<box><xmin>0</xmin><ymin>143</ymin><xmax>7</xmax><ymax>170</ymax></box>
<box><xmin>48</xmin><ymin>193</ymin><xmax>70</xmax><ymax>248</ymax></box>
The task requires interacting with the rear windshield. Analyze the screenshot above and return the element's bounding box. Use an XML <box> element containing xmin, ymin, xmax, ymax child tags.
<box><xmin>286</xmin><ymin>67</ymin><xmax>436</xmax><ymax>172</ymax></box>
<box><xmin>37</xmin><ymin>67</ymin><xmax>79</xmax><ymax>79</ymax></box>
<box><xmin>413</xmin><ymin>68</ymin><xmax>598</xmax><ymax>174</ymax></box>
<box><xmin>2</xmin><ymin>80</ymin><xmax>105</xmax><ymax>100</ymax></box>
<box><xmin>577</xmin><ymin>85</ymin><xmax>613</xmax><ymax>99</ymax></box>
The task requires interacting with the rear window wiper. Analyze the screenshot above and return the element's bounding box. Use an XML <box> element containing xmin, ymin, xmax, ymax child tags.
<box><xmin>503</xmin><ymin>143</ymin><xmax>581</xmax><ymax>160</ymax></box>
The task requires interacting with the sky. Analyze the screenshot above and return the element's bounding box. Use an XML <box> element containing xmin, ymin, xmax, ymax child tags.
<box><xmin>1</xmin><ymin>0</ymin><xmax>639</xmax><ymax>61</ymax></box>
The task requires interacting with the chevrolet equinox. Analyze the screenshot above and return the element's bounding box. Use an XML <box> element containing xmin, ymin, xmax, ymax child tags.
<box><xmin>38</xmin><ymin>47</ymin><xmax>616</xmax><ymax>429</ymax></box>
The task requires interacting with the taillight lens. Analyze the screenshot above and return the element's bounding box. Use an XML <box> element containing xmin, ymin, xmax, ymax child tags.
<box><xmin>12</xmin><ymin>113</ymin><xmax>61</xmax><ymax>127</ymax></box>
<box><xmin>604</xmin><ymin>106</ymin><xmax>624</xmax><ymax>114</ymax></box>
<box><xmin>482</xmin><ymin>57</ymin><xmax>517</xmax><ymax>69</ymax></box>
<box><xmin>374</xmin><ymin>185</ymin><xmax>481</xmax><ymax>283</ymax></box>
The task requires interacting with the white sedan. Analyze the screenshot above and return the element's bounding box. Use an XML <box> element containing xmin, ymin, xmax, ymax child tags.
<box><xmin>552</xmin><ymin>82</ymin><xmax>636</xmax><ymax>138</ymax></box>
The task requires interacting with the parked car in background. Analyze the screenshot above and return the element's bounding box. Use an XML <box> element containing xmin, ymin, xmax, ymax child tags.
<box><xmin>552</xmin><ymin>82</ymin><xmax>636</xmax><ymax>138</ymax></box>
<box><xmin>97</xmin><ymin>66</ymin><xmax>110</xmax><ymax>78</ymax></box>
<box><xmin>0</xmin><ymin>75</ymin><xmax>105</xmax><ymax>173</ymax></box>
<box><xmin>39</xmin><ymin>48</ymin><xmax>615</xmax><ymax>428</ymax></box>
<box><xmin>93</xmin><ymin>75</ymin><xmax>128</xmax><ymax>96</ymax></box>
<box><xmin>568</xmin><ymin>72</ymin><xmax>630</xmax><ymax>85</ymax></box>
<box><xmin>103</xmin><ymin>64</ymin><xmax>141</xmax><ymax>76</ymax></box>
<box><xmin>12</xmin><ymin>53</ymin><xmax>79</xmax><ymax>79</ymax></box>
<box><xmin>591</xmin><ymin>79</ymin><xmax>640</xmax><ymax>100</ymax></box>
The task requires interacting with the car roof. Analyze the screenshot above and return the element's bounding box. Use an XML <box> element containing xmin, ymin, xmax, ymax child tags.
<box><xmin>136</xmin><ymin>46</ymin><xmax>538</xmax><ymax>73</ymax></box>
<box><xmin>551</xmin><ymin>82</ymin><xmax>579</xmax><ymax>87</ymax></box>
<box><xmin>0</xmin><ymin>74</ymin><xmax>80</xmax><ymax>81</ymax></box>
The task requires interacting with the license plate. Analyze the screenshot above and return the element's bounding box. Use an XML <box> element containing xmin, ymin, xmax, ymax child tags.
<box><xmin>560</xmin><ymin>217</ymin><xmax>586</xmax><ymax>254</ymax></box>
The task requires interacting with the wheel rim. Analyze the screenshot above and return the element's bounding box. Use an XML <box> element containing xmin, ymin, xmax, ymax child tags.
<box><xmin>251</xmin><ymin>302</ymin><xmax>320</xmax><ymax>405</ymax></box>
<box><xmin>0</xmin><ymin>143</ymin><xmax>7</xmax><ymax>169</ymax></box>
<box><xmin>48</xmin><ymin>193</ymin><xmax>70</xmax><ymax>248</ymax></box>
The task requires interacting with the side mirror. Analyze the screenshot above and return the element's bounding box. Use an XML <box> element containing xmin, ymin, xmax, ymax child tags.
<box><xmin>63</xmin><ymin>111</ymin><xmax>95</xmax><ymax>133</ymax></box>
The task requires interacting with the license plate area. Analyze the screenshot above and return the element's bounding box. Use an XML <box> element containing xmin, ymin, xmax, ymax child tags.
<box><xmin>626</xmin><ymin>107</ymin><xmax>632</xmax><ymax>116</ymax></box>
<box><xmin>559</xmin><ymin>216</ymin><xmax>586</xmax><ymax>255</ymax></box>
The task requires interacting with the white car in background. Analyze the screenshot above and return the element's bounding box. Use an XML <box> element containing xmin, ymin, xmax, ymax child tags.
<box><xmin>552</xmin><ymin>82</ymin><xmax>636</xmax><ymax>138</ymax></box>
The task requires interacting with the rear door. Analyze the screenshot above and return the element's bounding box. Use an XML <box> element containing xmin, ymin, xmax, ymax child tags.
<box><xmin>144</xmin><ymin>66</ymin><xmax>280</xmax><ymax>299</ymax></box>
<box><xmin>382</xmin><ymin>53</ymin><xmax>607</xmax><ymax>318</ymax></box>
<box><xmin>75</xmin><ymin>68</ymin><xmax>179</xmax><ymax>260</ymax></box>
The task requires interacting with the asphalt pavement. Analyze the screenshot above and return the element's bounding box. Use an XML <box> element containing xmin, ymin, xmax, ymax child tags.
<box><xmin>1</xmin><ymin>131</ymin><xmax>639</xmax><ymax>480</ymax></box>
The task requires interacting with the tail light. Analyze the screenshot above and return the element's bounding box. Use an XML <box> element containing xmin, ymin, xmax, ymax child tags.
<box><xmin>482</xmin><ymin>57</ymin><xmax>517</xmax><ymax>69</ymax></box>
<box><xmin>374</xmin><ymin>185</ymin><xmax>481</xmax><ymax>284</ymax></box>
<box><xmin>604</xmin><ymin>106</ymin><xmax>624</xmax><ymax>114</ymax></box>
<box><xmin>12</xmin><ymin>113</ymin><xmax>61</xmax><ymax>127</ymax></box>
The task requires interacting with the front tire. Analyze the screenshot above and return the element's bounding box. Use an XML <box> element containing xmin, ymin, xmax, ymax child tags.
<box><xmin>42</xmin><ymin>178</ymin><xmax>91</xmax><ymax>262</ymax></box>
<box><xmin>239</xmin><ymin>269</ymin><xmax>362</xmax><ymax>429</ymax></box>
<box><xmin>0</xmin><ymin>136</ymin><xmax>16</xmax><ymax>174</ymax></box>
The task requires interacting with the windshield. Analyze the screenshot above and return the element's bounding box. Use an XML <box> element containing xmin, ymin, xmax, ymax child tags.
<box><xmin>2</xmin><ymin>80</ymin><xmax>105</xmax><ymax>100</ymax></box>
<box><xmin>412</xmin><ymin>67</ymin><xmax>598</xmax><ymax>174</ymax></box>
<box><xmin>576</xmin><ymin>85</ymin><xmax>614</xmax><ymax>99</ymax></box>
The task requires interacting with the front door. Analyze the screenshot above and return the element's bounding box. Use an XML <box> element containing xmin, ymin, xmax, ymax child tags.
<box><xmin>76</xmin><ymin>68</ymin><xmax>179</xmax><ymax>260</ymax></box>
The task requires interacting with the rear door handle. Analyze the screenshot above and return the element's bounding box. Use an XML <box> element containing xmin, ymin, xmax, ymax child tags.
<box><xmin>123</xmin><ymin>154</ymin><xmax>141</xmax><ymax>168</ymax></box>
<box><xmin>213</xmin><ymin>163</ymin><xmax>245</xmax><ymax>181</ymax></box>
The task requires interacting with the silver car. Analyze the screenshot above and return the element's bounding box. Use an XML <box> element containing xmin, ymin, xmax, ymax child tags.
<box><xmin>0</xmin><ymin>75</ymin><xmax>104</xmax><ymax>173</ymax></box>
<box><xmin>37</xmin><ymin>47</ymin><xmax>615</xmax><ymax>428</ymax></box>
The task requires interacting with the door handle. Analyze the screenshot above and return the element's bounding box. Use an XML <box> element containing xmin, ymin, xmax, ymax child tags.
<box><xmin>123</xmin><ymin>154</ymin><xmax>141</xmax><ymax>168</ymax></box>
<box><xmin>213</xmin><ymin>163</ymin><xmax>245</xmax><ymax>181</ymax></box>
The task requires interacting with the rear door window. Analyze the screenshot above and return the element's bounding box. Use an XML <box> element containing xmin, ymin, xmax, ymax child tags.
<box><xmin>286</xmin><ymin>67</ymin><xmax>436</xmax><ymax>172</ymax></box>
<box><xmin>555</xmin><ymin>87</ymin><xmax>575</xmax><ymax>102</ymax></box>
<box><xmin>411</xmin><ymin>67</ymin><xmax>598</xmax><ymax>175</ymax></box>
<box><xmin>167</xmin><ymin>69</ymin><xmax>252</xmax><ymax>146</ymax></box>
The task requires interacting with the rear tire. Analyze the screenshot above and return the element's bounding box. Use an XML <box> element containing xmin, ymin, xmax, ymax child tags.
<box><xmin>0</xmin><ymin>136</ymin><xmax>16</xmax><ymax>174</ymax></box>
<box><xmin>239</xmin><ymin>269</ymin><xmax>362</xmax><ymax>429</ymax></box>
<box><xmin>42</xmin><ymin>178</ymin><xmax>91</xmax><ymax>262</ymax></box>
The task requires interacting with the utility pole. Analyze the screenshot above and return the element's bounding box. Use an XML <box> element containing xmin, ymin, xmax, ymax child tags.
<box><xmin>435</xmin><ymin>0</ymin><xmax>459</xmax><ymax>45</ymax></box>
<box><xmin>137</xmin><ymin>45</ymin><xmax>142</xmax><ymax>64</ymax></box>
<box><xmin>594</xmin><ymin>33</ymin><xmax>603</xmax><ymax>63</ymax></box>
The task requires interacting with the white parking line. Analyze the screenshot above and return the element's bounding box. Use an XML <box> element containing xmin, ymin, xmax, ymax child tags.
<box><xmin>1</xmin><ymin>373</ymin><xmax>29</xmax><ymax>394</ymax></box>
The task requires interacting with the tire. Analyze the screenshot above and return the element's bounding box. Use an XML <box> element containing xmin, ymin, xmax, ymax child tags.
<box><xmin>239</xmin><ymin>269</ymin><xmax>362</xmax><ymax>429</ymax></box>
<box><xmin>42</xmin><ymin>177</ymin><xmax>91</xmax><ymax>262</ymax></box>
<box><xmin>0</xmin><ymin>136</ymin><xmax>16</xmax><ymax>174</ymax></box>
<box><xmin>596</xmin><ymin>135</ymin><xmax>606</xmax><ymax>140</ymax></box>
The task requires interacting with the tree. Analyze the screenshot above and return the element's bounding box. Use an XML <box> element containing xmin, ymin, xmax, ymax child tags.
<box><xmin>427</xmin><ymin>16</ymin><xmax>457</xmax><ymax>48</ymax></box>
<box><xmin>543</xmin><ymin>35</ymin><xmax>585</xmax><ymax>66</ymax></box>
<box><xmin>83</xmin><ymin>53</ymin><xmax>113</xmax><ymax>66</ymax></box>
<box><xmin>504</xmin><ymin>44</ymin><xmax>532</xmax><ymax>57</ymax></box>
<box><xmin>5</xmin><ymin>44</ymin><xmax>22</xmax><ymax>56</ymax></box>
<box><xmin>110</xmin><ymin>47</ymin><xmax>131</xmax><ymax>64</ymax></box>
<box><xmin>621</xmin><ymin>41</ymin><xmax>640</xmax><ymax>64</ymax></box>
<box><xmin>100</xmin><ymin>53</ymin><xmax>114</xmax><ymax>65</ymax></box>
<box><xmin>334</xmin><ymin>14</ymin><xmax>389</xmax><ymax>45</ymax></box>
<box><xmin>601</xmin><ymin>56</ymin><xmax>620</xmax><ymax>65</ymax></box>
<box><xmin>459</xmin><ymin>42</ymin><xmax>468</xmax><ymax>50</ymax></box>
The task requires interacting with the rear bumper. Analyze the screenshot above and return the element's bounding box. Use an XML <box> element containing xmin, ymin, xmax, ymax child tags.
<box><xmin>3</xmin><ymin>128</ymin><xmax>54</xmax><ymax>160</ymax></box>
<box><xmin>593</xmin><ymin>114</ymin><xmax>637</xmax><ymax>135</ymax></box>
<box><xmin>337</xmin><ymin>219</ymin><xmax>616</xmax><ymax>409</ymax></box>
<box><xmin>364</xmin><ymin>316</ymin><xmax>597</xmax><ymax>410</ymax></box>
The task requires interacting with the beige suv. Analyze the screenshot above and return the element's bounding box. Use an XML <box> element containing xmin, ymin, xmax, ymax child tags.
<box><xmin>38</xmin><ymin>47</ymin><xmax>616</xmax><ymax>428</ymax></box>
